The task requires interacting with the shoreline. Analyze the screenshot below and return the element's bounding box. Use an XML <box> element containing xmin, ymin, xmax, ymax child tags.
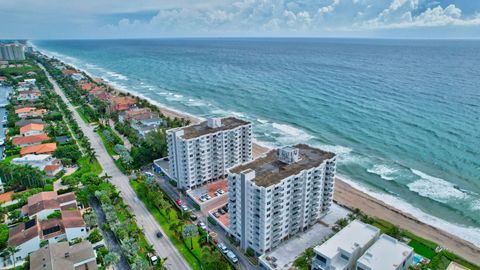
<box><xmin>41</xmin><ymin>50</ymin><xmax>480</xmax><ymax>264</ymax></box>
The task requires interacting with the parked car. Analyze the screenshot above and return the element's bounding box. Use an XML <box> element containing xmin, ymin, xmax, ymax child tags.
<box><xmin>190</xmin><ymin>214</ymin><xmax>198</xmax><ymax>221</ymax></box>
<box><xmin>148</xmin><ymin>252</ymin><xmax>158</xmax><ymax>265</ymax></box>
<box><xmin>226</xmin><ymin>250</ymin><xmax>238</xmax><ymax>263</ymax></box>
<box><xmin>217</xmin><ymin>243</ymin><xmax>228</xmax><ymax>253</ymax></box>
<box><xmin>200</xmin><ymin>196</ymin><xmax>207</xmax><ymax>202</ymax></box>
<box><xmin>213</xmin><ymin>212</ymin><xmax>220</xmax><ymax>218</ymax></box>
<box><xmin>197</xmin><ymin>221</ymin><xmax>207</xmax><ymax>230</ymax></box>
<box><xmin>219</xmin><ymin>208</ymin><xmax>226</xmax><ymax>215</ymax></box>
<box><xmin>144</xmin><ymin>171</ymin><xmax>154</xmax><ymax>178</ymax></box>
<box><xmin>222</xmin><ymin>205</ymin><xmax>229</xmax><ymax>213</ymax></box>
<box><xmin>216</xmin><ymin>189</ymin><xmax>225</xmax><ymax>195</ymax></box>
<box><xmin>206</xmin><ymin>195</ymin><xmax>212</xmax><ymax>200</ymax></box>
<box><xmin>181</xmin><ymin>205</ymin><xmax>189</xmax><ymax>212</ymax></box>
<box><xmin>175</xmin><ymin>198</ymin><xmax>183</xmax><ymax>205</ymax></box>
<box><xmin>93</xmin><ymin>244</ymin><xmax>105</xmax><ymax>251</ymax></box>
<box><xmin>156</xmin><ymin>230</ymin><xmax>163</xmax><ymax>238</ymax></box>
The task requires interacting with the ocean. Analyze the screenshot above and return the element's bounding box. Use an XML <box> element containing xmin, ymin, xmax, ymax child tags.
<box><xmin>33</xmin><ymin>38</ymin><xmax>480</xmax><ymax>245</ymax></box>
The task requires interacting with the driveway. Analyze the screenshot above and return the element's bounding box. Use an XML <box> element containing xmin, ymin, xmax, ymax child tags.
<box><xmin>40</xmin><ymin>63</ymin><xmax>191</xmax><ymax>270</ymax></box>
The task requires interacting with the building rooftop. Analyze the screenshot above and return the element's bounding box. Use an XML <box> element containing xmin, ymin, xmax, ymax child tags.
<box><xmin>357</xmin><ymin>234</ymin><xmax>413</xmax><ymax>270</ymax></box>
<box><xmin>15</xmin><ymin>118</ymin><xmax>45</xmax><ymax>127</ymax></box>
<box><xmin>15</xmin><ymin>106</ymin><xmax>35</xmax><ymax>114</ymax></box>
<box><xmin>12</xmin><ymin>133</ymin><xmax>50</xmax><ymax>146</ymax></box>
<box><xmin>12</xmin><ymin>154</ymin><xmax>52</xmax><ymax>163</ymax></box>
<box><xmin>30</xmin><ymin>241</ymin><xmax>97</xmax><ymax>270</ymax></box>
<box><xmin>314</xmin><ymin>220</ymin><xmax>380</xmax><ymax>269</ymax></box>
<box><xmin>176</xmin><ymin>117</ymin><xmax>250</xmax><ymax>140</ymax></box>
<box><xmin>230</xmin><ymin>144</ymin><xmax>335</xmax><ymax>187</ymax></box>
<box><xmin>20</xmin><ymin>143</ymin><xmax>57</xmax><ymax>156</ymax></box>
<box><xmin>20</xmin><ymin>123</ymin><xmax>45</xmax><ymax>135</ymax></box>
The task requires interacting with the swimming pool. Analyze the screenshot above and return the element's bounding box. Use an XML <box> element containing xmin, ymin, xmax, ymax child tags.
<box><xmin>413</xmin><ymin>254</ymin><xmax>424</xmax><ymax>265</ymax></box>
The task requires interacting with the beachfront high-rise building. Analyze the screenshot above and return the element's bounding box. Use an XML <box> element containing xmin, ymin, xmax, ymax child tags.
<box><xmin>227</xmin><ymin>144</ymin><xmax>336</xmax><ymax>254</ymax></box>
<box><xmin>0</xmin><ymin>43</ymin><xmax>26</xmax><ymax>60</ymax></box>
<box><xmin>167</xmin><ymin>117</ymin><xmax>252</xmax><ymax>189</ymax></box>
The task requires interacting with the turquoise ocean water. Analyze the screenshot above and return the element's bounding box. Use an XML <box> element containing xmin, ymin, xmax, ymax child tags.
<box><xmin>33</xmin><ymin>38</ymin><xmax>480</xmax><ymax>245</ymax></box>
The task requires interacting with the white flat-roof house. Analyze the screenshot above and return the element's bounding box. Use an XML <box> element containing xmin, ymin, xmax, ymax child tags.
<box><xmin>356</xmin><ymin>234</ymin><xmax>413</xmax><ymax>270</ymax></box>
<box><xmin>228</xmin><ymin>144</ymin><xmax>336</xmax><ymax>255</ymax></box>
<box><xmin>312</xmin><ymin>220</ymin><xmax>380</xmax><ymax>270</ymax></box>
<box><xmin>167</xmin><ymin>117</ymin><xmax>252</xmax><ymax>189</ymax></box>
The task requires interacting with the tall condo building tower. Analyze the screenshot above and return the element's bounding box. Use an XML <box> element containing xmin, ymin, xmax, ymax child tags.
<box><xmin>228</xmin><ymin>144</ymin><xmax>336</xmax><ymax>255</ymax></box>
<box><xmin>0</xmin><ymin>43</ymin><xmax>26</xmax><ymax>60</ymax></box>
<box><xmin>167</xmin><ymin>117</ymin><xmax>253</xmax><ymax>189</ymax></box>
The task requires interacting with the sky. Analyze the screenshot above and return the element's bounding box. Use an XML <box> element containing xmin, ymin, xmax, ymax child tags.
<box><xmin>1</xmin><ymin>0</ymin><xmax>480</xmax><ymax>39</ymax></box>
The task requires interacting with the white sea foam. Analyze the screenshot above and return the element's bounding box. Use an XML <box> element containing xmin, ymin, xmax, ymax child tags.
<box><xmin>339</xmin><ymin>175</ymin><xmax>480</xmax><ymax>248</ymax></box>
<box><xmin>367</xmin><ymin>164</ymin><xmax>397</xmax><ymax>181</ymax></box>
<box><xmin>257</xmin><ymin>118</ymin><xmax>269</xmax><ymax>124</ymax></box>
<box><xmin>272</xmin><ymin>122</ymin><xmax>314</xmax><ymax>142</ymax></box>
<box><xmin>408</xmin><ymin>169</ymin><xmax>469</xmax><ymax>202</ymax></box>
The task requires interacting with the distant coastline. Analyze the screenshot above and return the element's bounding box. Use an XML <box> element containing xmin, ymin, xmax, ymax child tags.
<box><xmin>33</xmin><ymin>46</ymin><xmax>480</xmax><ymax>264</ymax></box>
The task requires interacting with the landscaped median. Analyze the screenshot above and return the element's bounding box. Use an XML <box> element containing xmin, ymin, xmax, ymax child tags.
<box><xmin>130</xmin><ymin>177</ymin><xmax>234</xmax><ymax>270</ymax></box>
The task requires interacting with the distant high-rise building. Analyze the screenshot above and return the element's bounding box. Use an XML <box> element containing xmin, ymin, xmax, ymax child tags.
<box><xmin>0</xmin><ymin>43</ymin><xmax>26</xmax><ymax>60</ymax></box>
<box><xmin>167</xmin><ymin>117</ymin><xmax>253</xmax><ymax>189</ymax></box>
<box><xmin>228</xmin><ymin>144</ymin><xmax>336</xmax><ymax>254</ymax></box>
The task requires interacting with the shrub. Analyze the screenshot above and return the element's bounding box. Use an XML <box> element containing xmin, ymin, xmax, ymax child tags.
<box><xmin>87</xmin><ymin>229</ymin><xmax>103</xmax><ymax>243</ymax></box>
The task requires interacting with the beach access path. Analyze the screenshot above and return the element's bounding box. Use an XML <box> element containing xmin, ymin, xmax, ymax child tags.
<box><xmin>39</xmin><ymin>63</ymin><xmax>192</xmax><ymax>270</ymax></box>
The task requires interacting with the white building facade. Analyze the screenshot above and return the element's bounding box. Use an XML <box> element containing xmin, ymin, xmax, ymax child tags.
<box><xmin>228</xmin><ymin>144</ymin><xmax>336</xmax><ymax>255</ymax></box>
<box><xmin>167</xmin><ymin>117</ymin><xmax>252</xmax><ymax>189</ymax></box>
<box><xmin>312</xmin><ymin>220</ymin><xmax>381</xmax><ymax>270</ymax></box>
<box><xmin>356</xmin><ymin>234</ymin><xmax>413</xmax><ymax>270</ymax></box>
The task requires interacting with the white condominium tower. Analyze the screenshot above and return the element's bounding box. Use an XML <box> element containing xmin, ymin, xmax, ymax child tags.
<box><xmin>167</xmin><ymin>117</ymin><xmax>253</xmax><ymax>189</ymax></box>
<box><xmin>0</xmin><ymin>43</ymin><xmax>26</xmax><ymax>60</ymax></box>
<box><xmin>228</xmin><ymin>144</ymin><xmax>336</xmax><ymax>254</ymax></box>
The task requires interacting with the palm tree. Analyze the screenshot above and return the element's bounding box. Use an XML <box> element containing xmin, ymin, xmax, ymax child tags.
<box><xmin>157</xmin><ymin>257</ymin><xmax>168</xmax><ymax>270</ymax></box>
<box><xmin>6</xmin><ymin>246</ymin><xmax>19</xmax><ymax>268</ymax></box>
<box><xmin>182</xmin><ymin>224</ymin><xmax>199</xmax><ymax>249</ymax></box>
<box><xmin>103</xmin><ymin>252</ymin><xmax>120</xmax><ymax>268</ymax></box>
<box><xmin>169</xmin><ymin>222</ymin><xmax>180</xmax><ymax>237</ymax></box>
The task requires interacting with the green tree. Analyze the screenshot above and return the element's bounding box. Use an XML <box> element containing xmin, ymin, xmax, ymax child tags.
<box><xmin>182</xmin><ymin>224</ymin><xmax>199</xmax><ymax>249</ymax></box>
<box><xmin>87</xmin><ymin>229</ymin><xmax>103</xmax><ymax>243</ymax></box>
<box><xmin>104</xmin><ymin>251</ymin><xmax>120</xmax><ymax>267</ymax></box>
<box><xmin>54</xmin><ymin>144</ymin><xmax>82</xmax><ymax>162</ymax></box>
<box><xmin>0</xmin><ymin>224</ymin><xmax>9</xmax><ymax>250</ymax></box>
<box><xmin>6</xmin><ymin>245</ymin><xmax>20</xmax><ymax>268</ymax></box>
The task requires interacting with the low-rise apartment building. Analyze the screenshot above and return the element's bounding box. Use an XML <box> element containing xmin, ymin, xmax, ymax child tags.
<box><xmin>356</xmin><ymin>234</ymin><xmax>413</xmax><ymax>270</ymax></box>
<box><xmin>312</xmin><ymin>220</ymin><xmax>380</xmax><ymax>270</ymax></box>
<box><xmin>228</xmin><ymin>144</ymin><xmax>336</xmax><ymax>254</ymax></box>
<box><xmin>167</xmin><ymin>117</ymin><xmax>253</xmax><ymax>189</ymax></box>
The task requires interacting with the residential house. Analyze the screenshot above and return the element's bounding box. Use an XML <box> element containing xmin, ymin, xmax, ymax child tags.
<box><xmin>30</xmin><ymin>241</ymin><xmax>98</xmax><ymax>270</ymax></box>
<box><xmin>15</xmin><ymin>119</ymin><xmax>45</xmax><ymax>127</ymax></box>
<box><xmin>62</xmin><ymin>69</ymin><xmax>78</xmax><ymax>76</ymax></box>
<box><xmin>356</xmin><ymin>234</ymin><xmax>413</xmax><ymax>270</ymax></box>
<box><xmin>108</xmin><ymin>96</ymin><xmax>136</xmax><ymax>112</ymax></box>
<box><xmin>21</xmin><ymin>191</ymin><xmax>77</xmax><ymax>220</ymax></box>
<box><xmin>15</xmin><ymin>107</ymin><xmax>47</xmax><ymax>118</ymax></box>
<box><xmin>19</xmin><ymin>123</ymin><xmax>45</xmax><ymax>136</ymax></box>
<box><xmin>20</xmin><ymin>143</ymin><xmax>57</xmax><ymax>156</ymax></box>
<box><xmin>120</xmin><ymin>107</ymin><xmax>164</xmax><ymax>137</ymax></box>
<box><xmin>12</xmin><ymin>133</ymin><xmax>50</xmax><ymax>147</ymax></box>
<box><xmin>8</xmin><ymin>210</ymin><xmax>87</xmax><ymax>262</ymax></box>
<box><xmin>79</xmin><ymin>82</ymin><xmax>95</xmax><ymax>91</ymax></box>
<box><xmin>16</xmin><ymin>90</ymin><xmax>41</xmax><ymax>101</ymax></box>
<box><xmin>311</xmin><ymin>220</ymin><xmax>381</xmax><ymax>270</ymax></box>
<box><xmin>71</xmin><ymin>73</ymin><xmax>85</xmax><ymax>81</ymax></box>
<box><xmin>12</xmin><ymin>154</ymin><xmax>63</xmax><ymax>176</ymax></box>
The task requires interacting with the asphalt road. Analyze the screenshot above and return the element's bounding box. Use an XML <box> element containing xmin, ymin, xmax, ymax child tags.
<box><xmin>40</xmin><ymin>63</ymin><xmax>191</xmax><ymax>270</ymax></box>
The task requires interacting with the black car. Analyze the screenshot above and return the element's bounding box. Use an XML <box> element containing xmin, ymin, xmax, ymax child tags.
<box><xmin>156</xmin><ymin>230</ymin><xmax>163</xmax><ymax>238</ymax></box>
<box><xmin>190</xmin><ymin>214</ymin><xmax>198</xmax><ymax>221</ymax></box>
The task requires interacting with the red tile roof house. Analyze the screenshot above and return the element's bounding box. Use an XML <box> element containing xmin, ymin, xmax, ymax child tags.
<box><xmin>79</xmin><ymin>82</ymin><xmax>96</xmax><ymax>91</ymax></box>
<box><xmin>15</xmin><ymin>107</ymin><xmax>48</xmax><ymax>119</ymax></box>
<box><xmin>62</xmin><ymin>69</ymin><xmax>79</xmax><ymax>76</ymax></box>
<box><xmin>16</xmin><ymin>90</ymin><xmax>42</xmax><ymax>101</ymax></box>
<box><xmin>108</xmin><ymin>96</ymin><xmax>136</xmax><ymax>113</ymax></box>
<box><xmin>8</xmin><ymin>210</ymin><xmax>87</xmax><ymax>262</ymax></box>
<box><xmin>21</xmin><ymin>191</ymin><xmax>77</xmax><ymax>220</ymax></box>
<box><xmin>20</xmin><ymin>143</ymin><xmax>57</xmax><ymax>156</ymax></box>
<box><xmin>19</xmin><ymin>123</ymin><xmax>45</xmax><ymax>136</ymax></box>
<box><xmin>12</xmin><ymin>133</ymin><xmax>50</xmax><ymax>147</ymax></box>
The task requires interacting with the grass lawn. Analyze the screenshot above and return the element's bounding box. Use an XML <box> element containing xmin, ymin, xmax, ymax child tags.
<box><xmin>130</xmin><ymin>180</ymin><xmax>203</xmax><ymax>270</ymax></box>
<box><xmin>97</xmin><ymin>129</ymin><xmax>116</xmax><ymax>156</ymax></box>
<box><xmin>0</xmin><ymin>154</ymin><xmax>19</xmax><ymax>165</ymax></box>
<box><xmin>408</xmin><ymin>239</ymin><xmax>436</xmax><ymax>259</ymax></box>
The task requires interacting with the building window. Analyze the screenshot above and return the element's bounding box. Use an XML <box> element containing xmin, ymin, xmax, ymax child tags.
<box><xmin>340</xmin><ymin>254</ymin><xmax>349</xmax><ymax>261</ymax></box>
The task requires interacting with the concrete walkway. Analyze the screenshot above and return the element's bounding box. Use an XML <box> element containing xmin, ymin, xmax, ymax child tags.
<box><xmin>40</xmin><ymin>63</ymin><xmax>191</xmax><ymax>270</ymax></box>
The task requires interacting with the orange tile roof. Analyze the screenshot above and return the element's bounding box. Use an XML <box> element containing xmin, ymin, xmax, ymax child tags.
<box><xmin>15</xmin><ymin>107</ymin><xmax>35</xmax><ymax>114</ymax></box>
<box><xmin>80</xmin><ymin>82</ymin><xmax>95</xmax><ymax>91</ymax></box>
<box><xmin>13</xmin><ymin>133</ymin><xmax>50</xmax><ymax>146</ymax></box>
<box><xmin>20</xmin><ymin>143</ymin><xmax>57</xmax><ymax>156</ymax></box>
<box><xmin>20</xmin><ymin>123</ymin><xmax>45</xmax><ymax>135</ymax></box>
<box><xmin>0</xmin><ymin>191</ymin><xmax>14</xmax><ymax>203</ymax></box>
<box><xmin>44</xmin><ymin>164</ymin><xmax>61</xmax><ymax>173</ymax></box>
<box><xmin>62</xmin><ymin>69</ymin><xmax>79</xmax><ymax>75</ymax></box>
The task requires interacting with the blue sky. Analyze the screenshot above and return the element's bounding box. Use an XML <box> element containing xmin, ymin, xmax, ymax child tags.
<box><xmin>1</xmin><ymin>0</ymin><xmax>479</xmax><ymax>39</ymax></box>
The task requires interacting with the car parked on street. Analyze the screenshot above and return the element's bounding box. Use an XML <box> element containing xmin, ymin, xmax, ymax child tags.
<box><xmin>197</xmin><ymin>221</ymin><xmax>207</xmax><ymax>230</ymax></box>
<box><xmin>217</xmin><ymin>242</ymin><xmax>228</xmax><ymax>253</ymax></box>
<box><xmin>226</xmin><ymin>250</ymin><xmax>238</xmax><ymax>263</ymax></box>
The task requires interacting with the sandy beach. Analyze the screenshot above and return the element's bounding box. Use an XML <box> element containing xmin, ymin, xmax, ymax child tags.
<box><xmin>92</xmin><ymin>75</ymin><xmax>480</xmax><ymax>265</ymax></box>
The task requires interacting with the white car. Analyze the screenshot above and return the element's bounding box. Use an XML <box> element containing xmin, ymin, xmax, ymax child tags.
<box><xmin>181</xmin><ymin>205</ymin><xmax>189</xmax><ymax>211</ymax></box>
<box><xmin>197</xmin><ymin>221</ymin><xmax>207</xmax><ymax>230</ymax></box>
<box><xmin>217</xmin><ymin>243</ymin><xmax>228</xmax><ymax>253</ymax></box>
<box><xmin>216</xmin><ymin>189</ymin><xmax>225</xmax><ymax>195</ymax></box>
<box><xmin>226</xmin><ymin>250</ymin><xmax>238</xmax><ymax>263</ymax></box>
